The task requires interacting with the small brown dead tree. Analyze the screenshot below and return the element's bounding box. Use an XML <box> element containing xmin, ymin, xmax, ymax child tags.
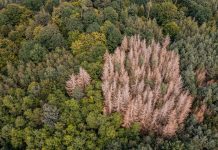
<box><xmin>66</xmin><ymin>67</ymin><xmax>91</xmax><ymax>97</ymax></box>
<box><xmin>194</xmin><ymin>104</ymin><xmax>207</xmax><ymax>123</ymax></box>
<box><xmin>195</xmin><ymin>68</ymin><xmax>206</xmax><ymax>87</ymax></box>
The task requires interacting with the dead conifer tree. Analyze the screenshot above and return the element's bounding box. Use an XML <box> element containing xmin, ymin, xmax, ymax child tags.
<box><xmin>66</xmin><ymin>67</ymin><xmax>91</xmax><ymax>97</ymax></box>
<box><xmin>102</xmin><ymin>35</ymin><xmax>193</xmax><ymax>137</ymax></box>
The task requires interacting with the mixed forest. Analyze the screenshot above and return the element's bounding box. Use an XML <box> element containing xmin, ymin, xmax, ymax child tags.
<box><xmin>0</xmin><ymin>0</ymin><xmax>218</xmax><ymax>149</ymax></box>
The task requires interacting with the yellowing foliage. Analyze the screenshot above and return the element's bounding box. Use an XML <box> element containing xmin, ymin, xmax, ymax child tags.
<box><xmin>71</xmin><ymin>32</ymin><xmax>106</xmax><ymax>56</ymax></box>
<box><xmin>0</xmin><ymin>39</ymin><xmax>17</xmax><ymax>69</ymax></box>
<box><xmin>33</xmin><ymin>25</ymin><xmax>43</xmax><ymax>37</ymax></box>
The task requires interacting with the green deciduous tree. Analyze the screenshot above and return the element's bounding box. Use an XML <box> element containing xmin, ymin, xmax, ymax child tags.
<box><xmin>23</xmin><ymin>0</ymin><xmax>44</xmax><ymax>11</ymax></box>
<box><xmin>150</xmin><ymin>2</ymin><xmax>184</xmax><ymax>25</ymax></box>
<box><xmin>100</xmin><ymin>21</ymin><xmax>122</xmax><ymax>52</ymax></box>
<box><xmin>35</xmin><ymin>24</ymin><xmax>66</xmax><ymax>50</ymax></box>
<box><xmin>180</xmin><ymin>0</ymin><xmax>213</xmax><ymax>24</ymax></box>
<box><xmin>19</xmin><ymin>40</ymin><xmax>48</xmax><ymax>63</ymax></box>
<box><xmin>163</xmin><ymin>21</ymin><xmax>180</xmax><ymax>40</ymax></box>
<box><xmin>103</xmin><ymin>6</ymin><xmax>118</xmax><ymax>23</ymax></box>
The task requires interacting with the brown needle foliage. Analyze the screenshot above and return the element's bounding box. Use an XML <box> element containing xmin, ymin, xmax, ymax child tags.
<box><xmin>195</xmin><ymin>68</ymin><xmax>206</xmax><ymax>87</ymax></box>
<box><xmin>102</xmin><ymin>35</ymin><xmax>193</xmax><ymax>137</ymax></box>
<box><xmin>66</xmin><ymin>67</ymin><xmax>91</xmax><ymax>97</ymax></box>
<box><xmin>194</xmin><ymin>104</ymin><xmax>207</xmax><ymax>123</ymax></box>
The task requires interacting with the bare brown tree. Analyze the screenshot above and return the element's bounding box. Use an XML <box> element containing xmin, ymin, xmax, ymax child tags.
<box><xmin>195</xmin><ymin>68</ymin><xmax>206</xmax><ymax>86</ymax></box>
<box><xmin>66</xmin><ymin>67</ymin><xmax>91</xmax><ymax>97</ymax></box>
<box><xmin>194</xmin><ymin>104</ymin><xmax>207</xmax><ymax>123</ymax></box>
<box><xmin>102</xmin><ymin>35</ymin><xmax>193</xmax><ymax>137</ymax></box>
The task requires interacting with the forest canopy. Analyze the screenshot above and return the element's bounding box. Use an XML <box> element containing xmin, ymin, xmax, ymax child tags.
<box><xmin>0</xmin><ymin>0</ymin><xmax>217</xmax><ymax>149</ymax></box>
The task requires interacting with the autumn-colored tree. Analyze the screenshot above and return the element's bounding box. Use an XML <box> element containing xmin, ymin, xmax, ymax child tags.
<box><xmin>102</xmin><ymin>35</ymin><xmax>193</xmax><ymax>137</ymax></box>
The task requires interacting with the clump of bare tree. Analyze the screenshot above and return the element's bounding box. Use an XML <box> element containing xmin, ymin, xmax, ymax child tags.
<box><xmin>66</xmin><ymin>67</ymin><xmax>91</xmax><ymax>98</ymax></box>
<box><xmin>102</xmin><ymin>35</ymin><xmax>193</xmax><ymax>137</ymax></box>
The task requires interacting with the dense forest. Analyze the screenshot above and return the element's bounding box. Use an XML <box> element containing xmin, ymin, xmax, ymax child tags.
<box><xmin>0</xmin><ymin>0</ymin><xmax>217</xmax><ymax>149</ymax></box>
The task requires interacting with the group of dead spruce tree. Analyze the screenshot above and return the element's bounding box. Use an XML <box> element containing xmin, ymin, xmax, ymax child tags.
<box><xmin>66</xmin><ymin>35</ymin><xmax>193</xmax><ymax>137</ymax></box>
